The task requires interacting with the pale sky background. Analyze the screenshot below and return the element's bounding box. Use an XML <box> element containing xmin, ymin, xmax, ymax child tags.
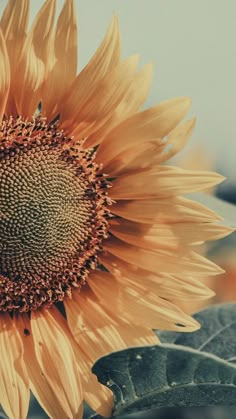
<box><xmin>1</xmin><ymin>0</ymin><xmax>236</xmax><ymax>178</ymax></box>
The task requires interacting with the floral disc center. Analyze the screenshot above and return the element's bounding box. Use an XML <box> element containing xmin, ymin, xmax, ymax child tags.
<box><xmin>0</xmin><ymin>117</ymin><xmax>110</xmax><ymax>312</ymax></box>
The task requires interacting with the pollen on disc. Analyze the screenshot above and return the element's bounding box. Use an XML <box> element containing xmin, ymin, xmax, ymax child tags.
<box><xmin>0</xmin><ymin>117</ymin><xmax>110</xmax><ymax>312</ymax></box>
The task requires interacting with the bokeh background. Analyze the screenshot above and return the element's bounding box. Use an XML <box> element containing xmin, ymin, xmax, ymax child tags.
<box><xmin>0</xmin><ymin>1</ymin><xmax>235</xmax><ymax>418</ymax></box>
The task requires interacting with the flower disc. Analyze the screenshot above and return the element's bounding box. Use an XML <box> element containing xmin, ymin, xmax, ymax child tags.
<box><xmin>0</xmin><ymin>117</ymin><xmax>110</xmax><ymax>312</ymax></box>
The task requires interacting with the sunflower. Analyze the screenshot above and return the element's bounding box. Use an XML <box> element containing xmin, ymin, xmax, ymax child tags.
<box><xmin>0</xmin><ymin>1</ymin><xmax>232</xmax><ymax>418</ymax></box>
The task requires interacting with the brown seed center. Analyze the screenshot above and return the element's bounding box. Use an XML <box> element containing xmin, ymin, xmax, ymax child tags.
<box><xmin>0</xmin><ymin>117</ymin><xmax>110</xmax><ymax>312</ymax></box>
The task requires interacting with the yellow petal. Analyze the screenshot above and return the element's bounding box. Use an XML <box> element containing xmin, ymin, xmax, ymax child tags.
<box><xmin>16</xmin><ymin>313</ymin><xmax>82</xmax><ymax>419</ymax></box>
<box><xmin>108</xmin><ymin>118</ymin><xmax>196</xmax><ymax>176</ymax></box>
<box><xmin>0</xmin><ymin>0</ymin><xmax>29</xmax><ymax>37</ymax></box>
<box><xmin>30</xmin><ymin>307</ymin><xmax>83</xmax><ymax>418</ymax></box>
<box><xmin>0</xmin><ymin>0</ymin><xmax>29</xmax><ymax>116</ymax></box>
<box><xmin>0</xmin><ymin>29</ymin><xmax>10</xmax><ymax>120</ymax></box>
<box><xmin>15</xmin><ymin>0</ymin><xmax>56</xmax><ymax>117</ymax></box>
<box><xmin>65</xmin><ymin>286</ymin><xmax>158</xmax><ymax>416</ymax></box>
<box><xmin>65</xmin><ymin>287</ymin><xmax>158</xmax><ymax>353</ymax></box>
<box><xmin>110</xmin><ymin>166</ymin><xmax>225</xmax><ymax>200</ymax></box>
<box><xmin>112</xmin><ymin>196</ymin><xmax>223</xmax><ymax>224</ymax></box>
<box><xmin>65</xmin><ymin>287</ymin><xmax>125</xmax><ymax>361</ymax></box>
<box><xmin>95</xmin><ymin>97</ymin><xmax>192</xmax><ymax>166</ymax></box>
<box><xmin>42</xmin><ymin>0</ymin><xmax>77</xmax><ymax>120</ymax></box>
<box><xmin>155</xmin><ymin>117</ymin><xmax>196</xmax><ymax>163</ymax></box>
<box><xmin>100</xmin><ymin>251</ymin><xmax>164</xmax><ymax>284</ymax></box>
<box><xmin>116</xmin><ymin>62</ymin><xmax>154</xmax><ymax>117</ymax></box>
<box><xmin>103</xmin><ymin>237</ymin><xmax>224</xmax><ymax>276</ymax></box>
<box><xmin>87</xmin><ymin>271</ymin><xmax>200</xmax><ymax>331</ymax></box>
<box><xmin>109</xmin><ymin>218</ymin><xmax>233</xmax><ymax>249</ymax></box>
<box><xmin>73</xmin><ymin>347</ymin><xmax>113</xmax><ymax>418</ymax></box>
<box><xmin>85</xmin><ymin>62</ymin><xmax>154</xmax><ymax>148</ymax></box>
<box><xmin>100</xmin><ymin>252</ymin><xmax>214</xmax><ymax>301</ymax></box>
<box><xmin>155</xmin><ymin>274</ymin><xmax>215</xmax><ymax>301</ymax></box>
<box><xmin>65</xmin><ymin>287</ymin><xmax>158</xmax><ymax>414</ymax></box>
<box><xmin>101</xmin><ymin>139</ymin><xmax>164</xmax><ymax>176</ymax></box>
<box><xmin>61</xmin><ymin>55</ymin><xmax>139</xmax><ymax>138</ymax></box>
<box><xmin>65</xmin><ymin>293</ymin><xmax>114</xmax><ymax>417</ymax></box>
<box><xmin>65</xmin><ymin>288</ymin><xmax>158</xmax><ymax>415</ymax></box>
<box><xmin>0</xmin><ymin>314</ymin><xmax>29</xmax><ymax>419</ymax></box>
<box><xmin>60</xmin><ymin>15</ymin><xmax>121</xmax><ymax>125</ymax></box>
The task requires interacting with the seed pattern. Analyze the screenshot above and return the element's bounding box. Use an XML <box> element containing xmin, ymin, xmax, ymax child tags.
<box><xmin>0</xmin><ymin>117</ymin><xmax>111</xmax><ymax>312</ymax></box>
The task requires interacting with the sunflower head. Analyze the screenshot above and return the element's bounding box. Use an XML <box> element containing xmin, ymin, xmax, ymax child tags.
<box><xmin>0</xmin><ymin>1</ymin><xmax>232</xmax><ymax>418</ymax></box>
<box><xmin>0</xmin><ymin>116</ymin><xmax>112</xmax><ymax>312</ymax></box>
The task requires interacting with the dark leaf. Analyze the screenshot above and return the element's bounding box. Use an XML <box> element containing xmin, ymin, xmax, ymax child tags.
<box><xmin>157</xmin><ymin>303</ymin><xmax>236</xmax><ymax>364</ymax></box>
<box><xmin>92</xmin><ymin>344</ymin><xmax>236</xmax><ymax>417</ymax></box>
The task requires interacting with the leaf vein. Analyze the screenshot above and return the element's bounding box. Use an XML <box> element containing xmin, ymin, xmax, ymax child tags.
<box><xmin>198</xmin><ymin>320</ymin><xmax>236</xmax><ymax>351</ymax></box>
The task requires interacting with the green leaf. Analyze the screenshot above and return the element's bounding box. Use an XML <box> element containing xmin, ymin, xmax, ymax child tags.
<box><xmin>157</xmin><ymin>303</ymin><xmax>236</xmax><ymax>364</ymax></box>
<box><xmin>91</xmin><ymin>304</ymin><xmax>236</xmax><ymax>417</ymax></box>
<box><xmin>92</xmin><ymin>344</ymin><xmax>236</xmax><ymax>417</ymax></box>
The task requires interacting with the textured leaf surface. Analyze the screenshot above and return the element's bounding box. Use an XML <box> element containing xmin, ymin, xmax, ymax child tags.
<box><xmin>158</xmin><ymin>303</ymin><xmax>236</xmax><ymax>364</ymax></box>
<box><xmin>92</xmin><ymin>344</ymin><xmax>236</xmax><ymax>416</ymax></box>
<box><xmin>91</xmin><ymin>304</ymin><xmax>236</xmax><ymax>417</ymax></box>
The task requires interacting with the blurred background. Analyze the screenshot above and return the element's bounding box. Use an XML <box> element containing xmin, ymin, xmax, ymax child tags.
<box><xmin>0</xmin><ymin>0</ymin><xmax>235</xmax><ymax>418</ymax></box>
<box><xmin>61</xmin><ymin>0</ymin><xmax>236</xmax><ymax>176</ymax></box>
